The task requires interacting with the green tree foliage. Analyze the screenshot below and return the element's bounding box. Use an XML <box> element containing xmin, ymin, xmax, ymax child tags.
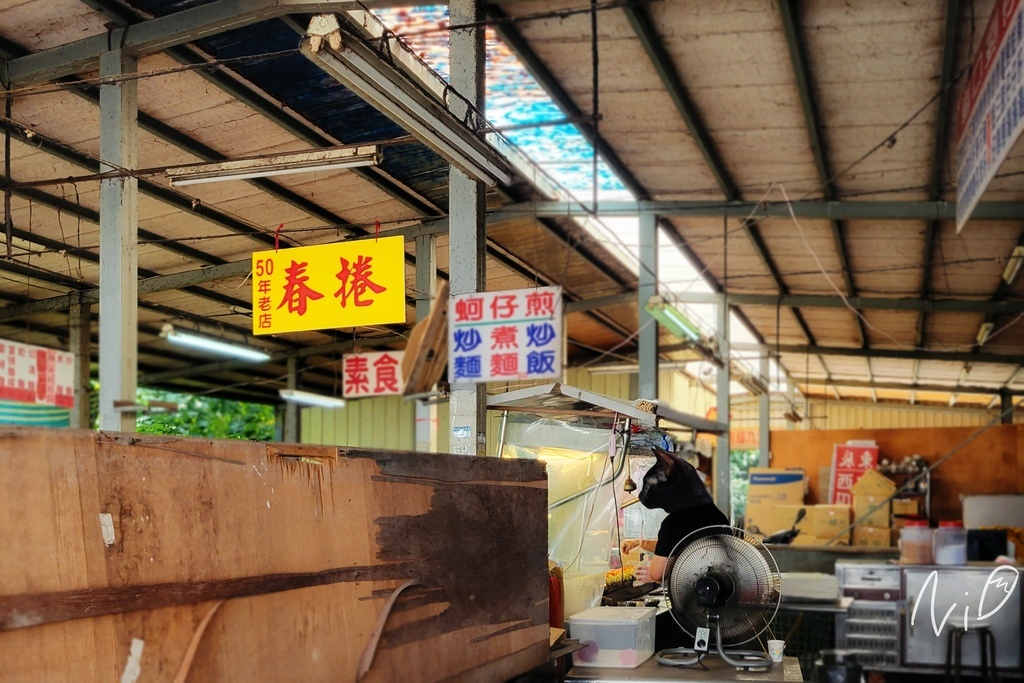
<box><xmin>134</xmin><ymin>388</ymin><xmax>276</xmax><ymax>441</ymax></box>
<box><xmin>730</xmin><ymin>448</ymin><xmax>762</xmax><ymax>520</ymax></box>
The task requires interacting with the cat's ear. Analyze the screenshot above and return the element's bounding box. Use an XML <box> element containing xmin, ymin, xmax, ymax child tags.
<box><xmin>653</xmin><ymin>446</ymin><xmax>681</xmax><ymax>476</ymax></box>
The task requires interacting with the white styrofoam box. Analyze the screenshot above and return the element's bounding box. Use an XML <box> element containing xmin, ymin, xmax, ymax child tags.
<box><xmin>567</xmin><ymin>606</ymin><xmax>656</xmax><ymax>668</ymax></box>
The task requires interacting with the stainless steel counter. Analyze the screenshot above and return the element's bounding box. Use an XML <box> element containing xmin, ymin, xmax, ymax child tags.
<box><xmin>566</xmin><ymin>656</ymin><xmax>803</xmax><ymax>682</ymax></box>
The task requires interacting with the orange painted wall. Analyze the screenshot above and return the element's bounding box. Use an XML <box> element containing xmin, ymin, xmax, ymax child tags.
<box><xmin>770</xmin><ymin>424</ymin><xmax>1024</xmax><ymax>522</ymax></box>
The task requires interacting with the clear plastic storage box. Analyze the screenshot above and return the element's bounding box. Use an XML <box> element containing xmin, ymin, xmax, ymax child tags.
<box><xmin>566</xmin><ymin>606</ymin><xmax>656</xmax><ymax>668</ymax></box>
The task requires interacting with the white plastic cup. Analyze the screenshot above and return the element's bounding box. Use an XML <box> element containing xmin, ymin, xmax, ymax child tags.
<box><xmin>767</xmin><ymin>639</ymin><xmax>785</xmax><ymax>663</ymax></box>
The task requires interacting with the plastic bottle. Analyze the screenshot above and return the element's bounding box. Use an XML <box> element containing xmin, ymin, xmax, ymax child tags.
<box><xmin>899</xmin><ymin>520</ymin><xmax>933</xmax><ymax>564</ymax></box>
<box><xmin>933</xmin><ymin>520</ymin><xmax>968</xmax><ymax>566</ymax></box>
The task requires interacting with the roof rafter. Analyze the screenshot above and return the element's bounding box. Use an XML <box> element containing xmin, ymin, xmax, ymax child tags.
<box><xmin>779</xmin><ymin>0</ymin><xmax>863</xmax><ymax>356</ymax></box>
<box><xmin>487</xmin><ymin>3</ymin><xmax>771</xmax><ymax>350</ymax></box>
<box><xmin>916</xmin><ymin>0</ymin><xmax>961</xmax><ymax>385</ymax></box>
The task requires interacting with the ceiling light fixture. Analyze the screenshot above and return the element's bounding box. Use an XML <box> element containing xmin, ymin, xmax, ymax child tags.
<box><xmin>645</xmin><ymin>295</ymin><xmax>701</xmax><ymax>342</ymax></box>
<box><xmin>165</xmin><ymin>145</ymin><xmax>381</xmax><ymax>186</ymax></box>
<box><xmin>299</xmin><ymin>18</ymin><xmax>512</xmax><ymax>187</ymax></box>
<box><xmin>279</xmin><ymin>389</ymin><xmax>347</xmax><ymax>408</ymax></box>
<box><xmin>1003</xmin><ymin>245</ymin><xmax>1024</xmax><ymax>285</ymax></box>
<box><xmin>976</xmin><ymin>322</ymin><xmax>994</xmax><ymax>347</ymax></box>
<box><xmin>739</xmin><ymin>374</ymin><xmax>770</xmax><ymax>396</ymax></box>
<box><xmin>160</xmin><ymin>324</ymin><xmax>271</xmax><ymax>362</ymax></box>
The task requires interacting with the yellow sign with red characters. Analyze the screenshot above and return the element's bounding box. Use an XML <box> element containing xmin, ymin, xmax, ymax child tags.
<box><xmin>251</xmin><ymin>236</ymin><xmax>405</xmax><ymax>335</ymax></box>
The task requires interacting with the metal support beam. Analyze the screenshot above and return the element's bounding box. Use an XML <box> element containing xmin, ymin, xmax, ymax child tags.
<box><xmin>487</xmin><ymin>5</ymin><xmax>648</xmax><ymax>199</ymax></box>
<box><xmin>759</xmin><ymin>353</ymin><xmax>770</xmax><ymax>467</ymax></box>
<box><xmin>492</xmin><ymin>200</ymin><xmax>1024</xmax><ymax>221</ymax></box>
<box><xmin>624</xmin><ymin>3</ymin><xmax>736</xmax><ymax>199</ymax></box>
<box><xmin>917</xmin><ymin>0</ymin><xmax>961</xmax><ymax>383</ymax></box>
<box><xmin>791</xmin><ymin>375</ymin><xmax>1012</xmax><ymax>396</ymax></box>
<box><xmin>284</xmin><ymin>357</ymin><xmax>299</xmax><ymax>442</ymax></box>
<box><xmin>669</xmin><ymin>291</ymin><xmax>1024</xmax><ymax>315</ymax></box>
<box><xmin>97</xmin><ymin>49</ymin><xmax>138</xmax><ymax>432</ymax></box>
<box><xmin>448</xmin><ymin>0</ymin><xmax>488</xmax><ymax>457</ymax></box>
<box><xmin>1002</xmin><ymin>391</ymin><xmax>1015</xmax><ymax>424</ymax></box>
<box><xmin>140</xmin><ymin>334</ymin><xmax>404</xmax><ymax>384</ymax></box>
<box><xmin>415</xmin><ymin>233</ymin><xmax>438</xmax><ymax>453</ymax></box>
<box><xmin>68</xmin><ymin>295</ymin><xmax>92</xmax><ymax>430</ymax></box>
<box><xmin>780</xmin><ymin>0</ymin><xmax>858</xmax><ymax>308</ymax></box>
<box><xmin>716</xmin><ymin>300</ymin><xmax>731</xmax><ymax>519</ymax></box>
<box><xmin>638</xmin><ymin>212</ymin><xmax>659</xmax><ymax>401</ymax></box>
<box><xmin>7</xmin><ymin>0</ymin><xmax>368</xmax><ymax>86</ymax></box>
<box><xmin>745</xmin><ymin>343</ymin><xmax>1024</xmax><ymax>366</ymax></box>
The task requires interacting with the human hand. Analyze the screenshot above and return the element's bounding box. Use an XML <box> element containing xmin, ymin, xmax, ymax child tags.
<box><xmin>621</xmin><ymin>539</ymin><xmax>644</xmax><ymax>555</ymax></box>
<box><xmin>633</xmin><ymin>557</ymin><xmax>652</xmax><ymax>585</ymax></box>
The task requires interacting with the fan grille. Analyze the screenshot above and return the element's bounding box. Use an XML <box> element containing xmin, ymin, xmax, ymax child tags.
<box><xmin>665</xmin><ymin>525</ymin><xmax>781</xmax><ymax>645</ymax></box>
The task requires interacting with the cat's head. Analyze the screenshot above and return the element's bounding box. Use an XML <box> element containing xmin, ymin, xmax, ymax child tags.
<box><xmin>637</xmin><ymin>446</ymin><xmax>713</xmax><ymax>513</ymax></box>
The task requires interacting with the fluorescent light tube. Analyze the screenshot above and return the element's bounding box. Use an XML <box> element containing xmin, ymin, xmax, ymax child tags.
<box><xmin>166</xmin><ymin>146</ymin><xmax>381</xmax><ymax>186</ymax></box>
<box><xmin>279</xmin><ymin>389</ymin><xmax>347</xmax><ymax>408</ymax></box>
<box><xmin>160</xmin><ymin>324</ymin><xmax>271</xmax><ymax>362</ymax></box>
<box><xmin>740</xmin><ymin>374</ymin><xmax>769</xmax><ymax>396</ymax></box>
<box><xmin>1003</xmin><ymin>246</ymin><xmax>1024</xmax><ymax>285</ymax></box>
<box><xmin>977</xmin><ymin>322</ymin><xmax>994</xmax><ymax>346</ymax></box>
<box><xmin>645</xmin><ymin>295</ymin><xmax>701</xmax><ymax>342</ymax></box>
<box><xmin>299</xmin><ymin>35</ymin><xmax>513</xmax><ymax>187</ymax></box>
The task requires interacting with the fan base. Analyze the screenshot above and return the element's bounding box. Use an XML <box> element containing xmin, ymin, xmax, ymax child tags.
<box><xmin>655</xmin><ymin>647</ymin><xmax>773</xmax><ymax>670</ymax></box>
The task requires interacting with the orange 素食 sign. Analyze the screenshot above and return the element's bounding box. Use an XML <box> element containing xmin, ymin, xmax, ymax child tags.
<box><xmin>251</xmin><ymin>236</ymin><xmax>405</xmax><ymax>335</ymax></box>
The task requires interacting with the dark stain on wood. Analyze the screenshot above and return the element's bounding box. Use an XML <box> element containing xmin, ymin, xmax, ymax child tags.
<box><xmin>373</xmin><ymin>473</ymin><xmax>549</xmax><ymax>648</ymax></box>
<box><xmin>0</xmin><ymin>564</ymin><xmax>411</xmax><ymax>632</ymax></box>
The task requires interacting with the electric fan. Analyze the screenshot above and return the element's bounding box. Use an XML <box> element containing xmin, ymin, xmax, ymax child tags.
<box><xmin>656</xmin><ymin>525</ymin><xmax>782</xmax><ymax>669</ymax></box>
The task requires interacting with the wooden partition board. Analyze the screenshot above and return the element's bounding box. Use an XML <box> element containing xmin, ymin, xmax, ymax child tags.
<box><xmin>770</xmin><ymin>424</ymin><xmax>1023</xmax><ymax>521</ymax></box>
<box><xmin>0</xmin><ymin>429</ymin><xmax>549</xmax><ymax>682</ymax></box>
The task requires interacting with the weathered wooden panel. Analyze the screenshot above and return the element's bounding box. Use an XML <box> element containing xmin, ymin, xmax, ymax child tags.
<box><xmin>0</xmin><ymin>429</ymin><xmax>548</xmax><ymax>682</ymax></box>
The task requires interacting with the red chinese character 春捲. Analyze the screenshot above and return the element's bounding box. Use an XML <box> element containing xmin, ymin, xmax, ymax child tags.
<box><xmin>335</xmin><ymin>255</ymin><xmax>386</xmax><ymax>308</ymax></box>
<box><xmin>277</xmin><ymin>260</ymin><xmax>324</xmax><ymax>316</ymax></box>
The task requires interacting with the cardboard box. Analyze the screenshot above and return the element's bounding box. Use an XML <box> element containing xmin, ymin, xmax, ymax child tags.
<box><xmin>850</xmin><ymin>469</ymin><xmax>897</xmax><ymax>497</ymax></box>
<box><xmin>745</xmin><ymin>468</ymin><xmax>805</xmax><ymax>536</ymax></box>
<box><xmin>772</xmin><ymin>505</ymin><xmax>813</xmax><ymax>535</ymax></box>
<box><xmin>892</xmin><ymin>498</ymin><xmax>919</xmax><ymax>516</ymax></box>
<box><xmin>853</xmin><ymin>526</ymin><xmax>892</xmax><ymax>548</ymax></box>
<box><xmin>813</xmin><ymin>504</ymin><xmax>851</xmax><ymax>543</ymax></box>
<box><xmin>792</xmin><ymin>534</ymin><xmax>850</xmax><ymax>547</ymax></box>
<box><xmin>853</xmin><ymin>494</ymin><xmax>891</xmax><ymax>528</ymax></box>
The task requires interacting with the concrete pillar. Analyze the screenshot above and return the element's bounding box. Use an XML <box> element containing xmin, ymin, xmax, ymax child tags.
<box><xmin>98</xmin><ymin>49</ymin><xmax>138</xmax><ymax>432</ymax></box>
<box><xmin>638</xmin><ymin>212</ymin><xmax>658</xmax><ymax>401</ymax></box>
<box><xmin>415</xmin><ymin>234</ymin><xmax>438</xmax><ymax>452</ymax></box>
<box><xmin>448</xmin><ymin>0</ymin><xmax>487</xmax><ymax>456</ymax></box>
<box><xmin>715</xmin><ymin>298</ymin><xmax>731</xmax><ymax>519</ymax></box>
<box><xmin>284</xmin><ymin>357</ymin><xmax>299</xmax><ymax>442</ymax></box>
<box><xmin>759</xmin><ymin>351</ymin><xmax>770</xmax><ymax>467</ymax></box>
<box><xmin>68</xmin><ymin>296</ymin><xmax>92</xmax><ymax>429</ymax></box>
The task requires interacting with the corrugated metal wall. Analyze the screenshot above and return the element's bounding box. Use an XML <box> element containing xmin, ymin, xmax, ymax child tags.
<box><xmin>729</xmin><ymin>396</ymin><xmax>999</xmax><ymax>432</ymax></box>
<box><xmin>298</xmin><ymin>367</ymin><xmax>1001</xmax><ymax>451</ymax></box>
